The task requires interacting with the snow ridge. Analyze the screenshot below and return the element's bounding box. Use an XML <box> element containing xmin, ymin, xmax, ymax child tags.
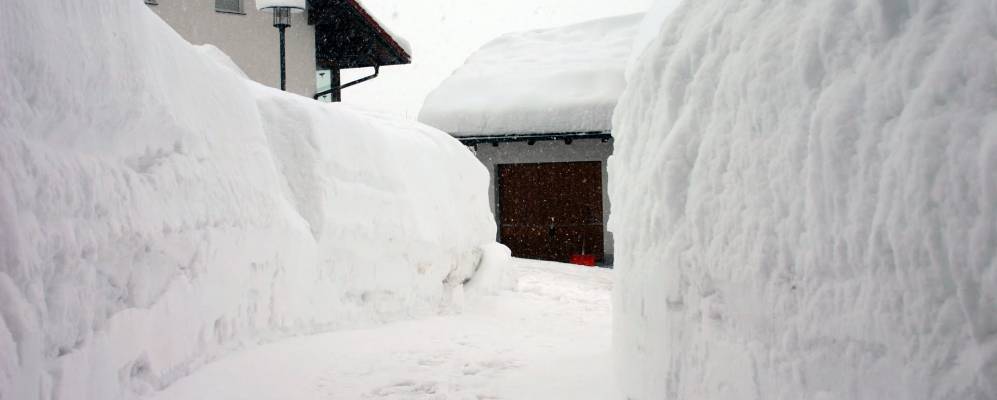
<box><xmin>0</xmin><ymin>1</ymin><xmax>494</xmax><ymax>399</ymax></box>
<box><xmin>610</xmin><ymin>0</ymin><xmax>997</xmax><ymax>399</ymax></box>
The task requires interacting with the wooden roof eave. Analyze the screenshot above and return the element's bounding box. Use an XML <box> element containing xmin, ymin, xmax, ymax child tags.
<box><xmin>341</xmin><ymin>0</ymin><xmax>410</xmax><ymax>63</ymax></box>
<box><xmin>454</xmin><ymin>131</ymin><xmax>613</xmax><ymax>146</ymax></box>
<box><xmin>308</xmin><ymin>0</ymin><xmax>410</xmax><ymax>69</ymax></box>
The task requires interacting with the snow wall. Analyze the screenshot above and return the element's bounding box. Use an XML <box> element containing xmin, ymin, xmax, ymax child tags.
<box><xmin>0</xmin><ymin>1</ymin><xmax>496</xmax><ymax>399</ymax></box>
<box><xmin>609</xmin><ymin>0</ymin><xmax>997</xmax><ymax>399</ymax></box>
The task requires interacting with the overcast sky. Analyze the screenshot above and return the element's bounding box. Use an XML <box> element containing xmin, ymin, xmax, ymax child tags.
<box><xmin>337</xmin><ymin>0</ymin><xmax>654</xmax><ymax>118</ymax></box>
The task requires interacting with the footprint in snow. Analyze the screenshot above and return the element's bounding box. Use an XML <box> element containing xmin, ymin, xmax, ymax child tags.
<box><xmin>463</xmin><ymin>358</ymin><xmax>523</xmax><ymax>376</ymax></box>
<box><xmin>366</xmin><ymin>380</ymin><xmax>446</xmax><ymax>399</ymax></box>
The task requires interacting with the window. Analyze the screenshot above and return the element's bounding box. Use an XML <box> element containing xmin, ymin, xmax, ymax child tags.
<box><xmin>215</xmin><ymin>0</ymin><xmax>244</xmax><ymax>14</ymax></box>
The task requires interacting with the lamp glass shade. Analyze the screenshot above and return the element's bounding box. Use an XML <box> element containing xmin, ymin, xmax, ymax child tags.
<box><xmin>256</xmin><ymin>0</ymin><xmax>305</xmax><ymax>12</ymax></box>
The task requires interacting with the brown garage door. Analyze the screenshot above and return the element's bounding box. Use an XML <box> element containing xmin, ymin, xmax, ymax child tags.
<box><xmin>497</xmin><ymin>161</ymin><xmax>604</xmax><ymax>263</ymax></box>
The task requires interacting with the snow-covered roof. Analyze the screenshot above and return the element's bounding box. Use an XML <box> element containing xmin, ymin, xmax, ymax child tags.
<box><xmin>418</xmin><ymin>14</ymin><xmax>642</xmax><ymax>137</ymax></box>
<box><xmin>310</xmin><ymin>0</ymin><xmax>411</xmax><ymax>69</ymax></box>
<box><xmin>354</xmin><ymin>0</ymin><xmax>411</xmax><ymax>57</ymax></box>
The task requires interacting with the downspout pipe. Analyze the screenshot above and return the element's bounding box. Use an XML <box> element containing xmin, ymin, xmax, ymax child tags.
<box><xmin>313</xmin><ymin>65</ymin><xmax>380</xmax><ymax>100</ymax></box>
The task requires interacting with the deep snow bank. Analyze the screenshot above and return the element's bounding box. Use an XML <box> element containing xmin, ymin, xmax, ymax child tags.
<box><xmin>0</xmin><ymin>1</ymin><xmax>495</xmax><ymax>399</ymax></box>
<box><xmin>610</xmin><ymin>0</ymin><xmax>997</xmax><ymax>399</ymax></box>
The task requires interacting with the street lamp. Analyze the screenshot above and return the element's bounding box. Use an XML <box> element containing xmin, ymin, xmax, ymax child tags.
<box><xmin>257</xmin><ymin>0</ymin><xmax>306</xmax><ymax>91</ymax></box>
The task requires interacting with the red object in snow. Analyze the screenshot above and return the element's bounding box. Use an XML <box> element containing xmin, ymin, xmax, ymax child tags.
<box><xmin>570</xmin><ymin>254</ymin><xmax>597</xmax><ymax>267</ymax></box>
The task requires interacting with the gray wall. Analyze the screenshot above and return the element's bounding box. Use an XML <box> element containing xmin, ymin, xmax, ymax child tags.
<box><xmin>148</xmin><ymin>0</ymin><xmax>317</xmax><ymax>98</ymax></box>
<box><xmin>471</xmin><ymin>139</ymin><xmax>614</xmax><ymax>261</ymax></box>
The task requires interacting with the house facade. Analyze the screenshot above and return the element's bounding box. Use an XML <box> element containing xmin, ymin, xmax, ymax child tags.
<box><xmin>419</xmin><ymin>14</ymin><xmax>642</xmax><ymax>266</ymax></box>
<box><xmin>146</xmin><ymin>0</ymin><xmax>409</xmax><ymax>100</ymax></box>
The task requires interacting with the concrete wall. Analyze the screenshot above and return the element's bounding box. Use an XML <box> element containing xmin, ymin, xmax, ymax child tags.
<box><xmin>471</xmin><ymin>139</ymin><xmax>614</xmax><ymax>262</ymax></box>
<box><xmin>148</xmin><ymin>0</ymin><xmax>316</xmax><ymax>98</ymax></box>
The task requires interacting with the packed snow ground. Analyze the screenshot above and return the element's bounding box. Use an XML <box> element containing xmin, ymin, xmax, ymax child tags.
<box><xmin>146</xmin><ymin>259</ymin><xmax>617</xmax><ymax>400</ymax></box>
<box><xmin>610</xmin><ymin>0</ymin><xmax>997</xmax><ymax>399</ymax></box>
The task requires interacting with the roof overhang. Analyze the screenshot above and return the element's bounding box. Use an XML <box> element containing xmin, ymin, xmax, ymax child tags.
<box><xmin>455</xmin><ymin>131</ymin><xmax>613</xmax><ymax>147</ymax></box>
<box><xmin>308</xmin><ymin>0</ymin><xmax>411</xmax><ymax>69</ymax></box>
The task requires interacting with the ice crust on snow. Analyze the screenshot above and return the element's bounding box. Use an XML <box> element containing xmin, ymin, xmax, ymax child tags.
<box><xmin>609</xmin><ymin>0</ymin><xmax>997</xmax><ymax>399</ymax></box>
<box><xmin>0</xmin><ymin>1</ymin><xmax>496</xmax><ymax>399</ymax></box>
<box><xmin>418</xmin><ymin>14</ymin><xmax>642</xmax><ymax>136</ymax></box>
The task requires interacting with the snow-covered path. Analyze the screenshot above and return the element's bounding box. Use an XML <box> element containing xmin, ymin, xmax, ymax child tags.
<box><xmin>147</xmin><ymin>259</ymin><xmax>616</xmax><ymax>400</ymax></box>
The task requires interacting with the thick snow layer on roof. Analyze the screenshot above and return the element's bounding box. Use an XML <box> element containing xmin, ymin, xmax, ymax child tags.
<box><xmin>610</xmin><ymin>0</ymin><xmax>997</xmax><ymax>399</ymax></box>
<box><xmin>418</xmin><ymin>14</ymin><xmax>642</xmax><ymax>136</ymax></box>
<box><xmin>354</xmin><ymin>0</ymin><xmax>413</xmax><ymax>57</ymax></box>
<box><xmin>0</xmin><ymin>1</ymin><xmax>494</xmax><ymax>399</ymax></box>
<box><xmin>380</xmin><ymin>21</ymin><xmax>412</xmax><ymax>57</ymax></box>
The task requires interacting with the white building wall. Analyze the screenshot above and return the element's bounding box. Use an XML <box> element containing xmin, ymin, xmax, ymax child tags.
<box><xmin>471</xmin><ymin>139</ymin><xmax>614</xmax><ymax>262</ymax></box>
<box><xmin>148</xmin><ymin>0</ymin><xmax>317</xmax><ymax>98</ymax></box>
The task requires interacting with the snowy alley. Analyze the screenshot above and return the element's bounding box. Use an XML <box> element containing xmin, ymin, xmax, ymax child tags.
<box><xmin>2</xmin><ymin>0</ymin><xmax>996</xmax><ymax>399</ymax></box>
<box><xmin>148</xmin><ymin>259</ymin><xmax>616</xmax><ymax>400</ymax></box>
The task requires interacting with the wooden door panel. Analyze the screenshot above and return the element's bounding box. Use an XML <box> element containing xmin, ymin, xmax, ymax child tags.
<box><xmin>498</xmin><ymin>225</ymin><xmax>550</xmax><ymax>260</ymax></box>
<box><xmin>498</xmin><ymin>161</ymin><xmax>604</xmax><ymax>263</ymax></box>
<box><xmin>548</xmin><ymin>225</ymin><xmax>604</xmax><ymax>262</ymax></box>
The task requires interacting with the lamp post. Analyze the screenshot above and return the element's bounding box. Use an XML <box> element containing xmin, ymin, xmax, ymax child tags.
<box><xmin>257</xmin><ymin>0</ymin><xmax>305</xmax><ymax>91</ymax></box>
